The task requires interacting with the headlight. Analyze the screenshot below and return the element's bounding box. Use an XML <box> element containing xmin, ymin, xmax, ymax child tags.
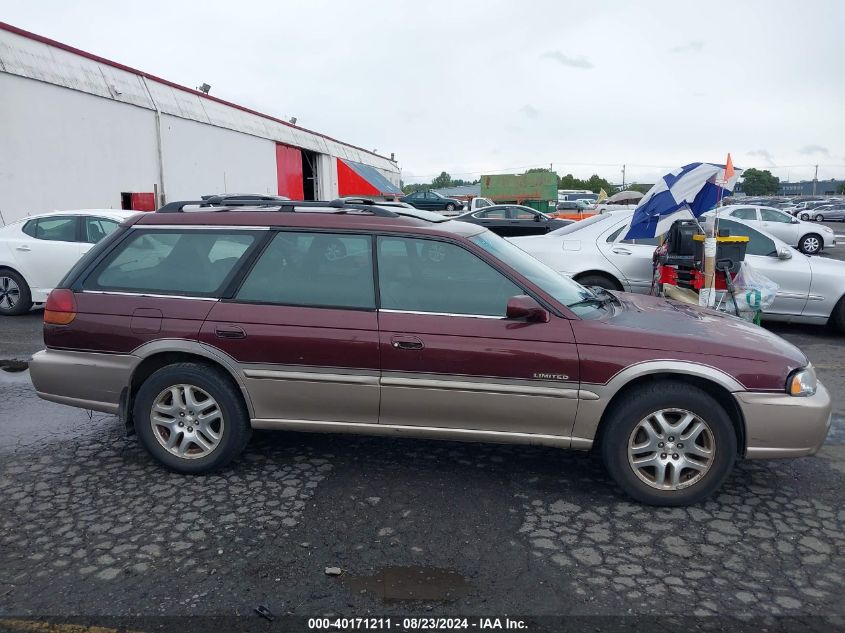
<box><xmin>787</xmin><ymin>366</ymin><xmax>817</xmax><ymax>397</ymax></box>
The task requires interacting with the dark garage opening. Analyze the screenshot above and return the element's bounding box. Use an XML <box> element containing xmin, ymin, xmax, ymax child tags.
<box><xmin>302</xmin><ymin>150</ymin><xmax>318</xmax><ymax>200</ymax></box>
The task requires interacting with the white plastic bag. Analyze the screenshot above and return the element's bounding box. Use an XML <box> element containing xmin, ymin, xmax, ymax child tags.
<box><xmin>719</xmin><ymin>262</ymin><xmax>779</xmax><ymax>321</ymax></box>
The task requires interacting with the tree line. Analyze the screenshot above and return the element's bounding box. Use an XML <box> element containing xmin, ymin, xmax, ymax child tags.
<box><xmin>402</xmin><ymin>168</ymin><xmax>625</xmax><ymax>195</ymax></box>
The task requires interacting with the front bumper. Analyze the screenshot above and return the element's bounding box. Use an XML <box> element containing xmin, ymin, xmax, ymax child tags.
<box><xmin>736</xmin><ymin>382</ymin><xmax>832</xmax><ymax>458</ymax></box>
<box><xmin>29</xmin><ymin>349</ymin><xmax>138</xmax><ymax>414</ymax></box>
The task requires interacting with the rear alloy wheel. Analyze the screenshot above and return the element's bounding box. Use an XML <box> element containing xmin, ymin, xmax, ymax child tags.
<box><xmin>134</xmin><ymin>363</ymin><xmax>251</xmax><ymax>473</ymax></box>
<box><xmin>814</xmin><ymin>214</ymin><xmax>825</xmax><ymax>222</ymax></box>
<box><xmin>601</xmin><ymin>382</ymin><xmax>736</xmax><ymax>506</ymax></box>
<box><xmin>799</xmin><ymin>234</ymin><xmax>822</xmax><ymax>255</ymax></box>
<box><xmin>0</xmin><ymin>270</ymin><xmax>33</xmax><ymax>316</ymax></box>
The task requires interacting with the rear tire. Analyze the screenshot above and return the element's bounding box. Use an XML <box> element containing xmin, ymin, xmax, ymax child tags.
<box><xmin>575</xmin><ymin>273</ymin><xmax>620</xmax><ymax>291</ymax></box>
<box><xmin>814</xmin><ymin>214</ymin><xmax>824</xmax><ymax>222</ymax></box>
<box><xmin>600</xmin><ymin>381</ymin><xmax>736</xmax><ymax>506</ymax></box>
<box><xmin>799</xmin><ymin>233</ymin><xmax>822</xmax><ymax>254</ymax></box>
<box><xmin>133</xmin><ymin>362</ymin><xmax>252</xmax><ymax>474</ymax></box>
<box><xmin>0</xmin><ymin>270</ymin><xmax>32</xmax><ymax>316</ymax></box>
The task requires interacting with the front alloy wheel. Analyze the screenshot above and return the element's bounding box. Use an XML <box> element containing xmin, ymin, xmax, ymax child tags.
<box><xmin>627</xmin><ymin>409</ymin><xmax>715</xmax><ymax>490</ymax></box>
<box><xmin>800</xmin><ymin>234</ymin><xmax>821</xmax><ymax>254</ymax></box>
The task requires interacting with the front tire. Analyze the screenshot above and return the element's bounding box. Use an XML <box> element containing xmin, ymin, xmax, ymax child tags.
<box><xmin>445</xmin><ymin>203</ymin><xmax>456</xmax><ymax>212</ymax></box>
<box><xmin>600</xmin><ymin>382</ymin><xmax>736</xmax><ymax>506</ymax></box>
<box><xmin>799</xmin><ymin>233</ymin><xmax>822</xmax><ymax>254</ymax></box>
<box><xmin>0</xmin><ymin>270</ymin><xmax>33</xmax><ymax>316</ymax></box>
<box><xmin>575</xmin><ymin>273</ymin><xmax>620</xmax><ymax>291</ymax></box>
<box><xmin>800</xmin><ymin>213</ymin><xmax>810</xmax><ymax>220</ymax></box>
<box><xmin>133</xmin><ymin>363</ymin><xmax>251</xmax><ymax>474</ymax></box>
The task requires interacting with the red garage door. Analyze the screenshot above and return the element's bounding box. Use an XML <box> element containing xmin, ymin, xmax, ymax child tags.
<box><xmin>276</xmin><ymin>144</ymin><xmax>304</xmax><ymax>199</ymax></box>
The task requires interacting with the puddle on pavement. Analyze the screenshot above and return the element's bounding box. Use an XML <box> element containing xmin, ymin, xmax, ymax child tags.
<box><xmin>0</xmin><ymin>360</ymin><xmax>29</xmax><ymax>373</ymax></box>
<box><xmin>345</xmin><ymin>566</ymin><xmax>470</xmax><ymax>603</ymax></box>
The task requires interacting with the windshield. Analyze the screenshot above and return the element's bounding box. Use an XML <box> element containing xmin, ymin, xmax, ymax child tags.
<box><xmin>470</xmin><ymin>232</ymin><xmax>600</xmax><ymax>315</ymax></box>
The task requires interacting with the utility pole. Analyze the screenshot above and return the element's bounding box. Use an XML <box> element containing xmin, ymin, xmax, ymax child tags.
<box><xmin>812</xmin><ymin>164</ymin><xmax>818</xmax><ymax>195</ymax></box>
<box><xmin>621</xmin><ymin>164</ymin><xmax>626</xmax><ymax>189</ymax></box>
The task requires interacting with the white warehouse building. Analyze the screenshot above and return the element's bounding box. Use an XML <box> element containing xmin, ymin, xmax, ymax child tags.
<box><xmin>0</xmin><ymin>22</ymin><xmax>402</xmax><ymax>225</ymax></box>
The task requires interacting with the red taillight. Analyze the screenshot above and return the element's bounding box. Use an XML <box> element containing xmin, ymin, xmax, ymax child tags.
<box><xmin>44</xmin><ymin>289</ymin><xmax>77</xmax><ymax>325</ymax></box>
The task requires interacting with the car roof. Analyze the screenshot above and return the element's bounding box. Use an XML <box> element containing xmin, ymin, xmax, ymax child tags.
<box><xmin>130</xmin><ymin>204</ymin><xmax>486</xmax><ymax>239</ymax></box>
<box><xmin>5</xmin><ymin>209</ymin><xmax>139</xmax><ymax>225</ymax></box>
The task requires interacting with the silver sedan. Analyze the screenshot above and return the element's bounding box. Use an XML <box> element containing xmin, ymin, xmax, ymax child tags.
<box><xmin>508</xmin><ymin>209</ymin><xmax>845</xmax><ymax>332</ymax></box>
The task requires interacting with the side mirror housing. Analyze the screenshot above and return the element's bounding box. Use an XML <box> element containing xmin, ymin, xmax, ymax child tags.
<box><xmin>777</xmin><ymin>246</ymin><xmax>793</xmax><ymax>260</ymax></box>
<box><xmin>506</xmin><ymin>295</ymin><xmax>550</xmax><ymax>323</ymax></box>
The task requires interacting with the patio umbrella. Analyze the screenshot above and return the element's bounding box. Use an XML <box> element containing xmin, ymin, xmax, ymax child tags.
<box><xmin>606</xmin><ymin>190</ymin><xmax>644</xmax><ymax>204</ymax></box>
<box><xmin>622</xmin><ymin>162</ymin><xmax>742</xmax><ymax>240</ymax></box>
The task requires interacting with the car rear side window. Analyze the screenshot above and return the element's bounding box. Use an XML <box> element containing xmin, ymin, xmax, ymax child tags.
<box><xmin>236</xmin><ymin>232</ymin><xmax>375</xmax><ymax>309</ymax></box>
<box><xmin>23</xmin><ymin>216</ymin><xmax>78</xmax><ymax>241</ymax></box>
<box><xmin>84</xmin><ymin>230</ymin><xmax>257</xmax><ymax>296</ymax></box>
<box><xmin>377</xmin><ymin>236</ymin><xmax>521</xmax><ymax>316</ymax></box>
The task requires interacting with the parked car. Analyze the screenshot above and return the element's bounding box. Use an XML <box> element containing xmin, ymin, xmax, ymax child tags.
<box><xmin>30</xmin><ymin>199</ymin><xmax>831</xmax><ymax>506</ymax></box>
<box><xmin>716</xmin><ymin>205</ymin><xmax>835</xmax><ymax>254</ymax></box>
<box><xmin>455</xmin><ymin>205</ymin><xmax>572</xmax><ymax>237</ymax></box>
<box><xmin>400</xmin><ymin>190</ymin><xmax>463</xmax><ymax>213</ymax></box>
<box><xmin>462</xmin><ymin>197</ymin><xmax>495</xmax><ymax>213</ymax></box>
<box><xmin>0</xmin><ymin>210</ymin><xmax>138</xmax><ymax>316</ymax></box>
<box><xmin>508</xmin><ymin>209</ymin><xmax>845</xmax><ymax>331</ymax></box>
<box><xmin>804</xmin><ymin>204</ymin><xmax>845</xmax><ymax>222</ymax></box>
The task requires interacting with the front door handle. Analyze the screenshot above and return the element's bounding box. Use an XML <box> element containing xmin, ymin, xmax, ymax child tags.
<box><xmin>612</xmin><ymin>248</ymin><xmax>632</xmax><ymax>255</ymax></box>
<box><xmin>215</xmin><ymin>326</ymin><xmax>246</xmax><ymax>340</ymax></box>
<box><xmin>391</xmin><ymin>336</ymin><xmax>424</xmax><ymax>350</ymax></box>
<box><xmin>16</xmin><ymin>245</ymin><xmax>31</xmax><ymax>252</ymax></box>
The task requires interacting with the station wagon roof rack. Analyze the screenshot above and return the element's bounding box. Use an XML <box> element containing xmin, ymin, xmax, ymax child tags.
<box><xmin>156</xmin><ymin>197</ymin><xmax>401</xmax><ymax>218</ymax></box>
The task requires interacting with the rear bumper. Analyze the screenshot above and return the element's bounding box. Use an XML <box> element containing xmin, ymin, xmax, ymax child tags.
<box><xmin>29</xmin><ymin>349</ymin><xmax>138</xmax><ymax>414</ymax></box>
<box><xmin>737</xmin><ymin>382</ymin><xmax>832</xmax><ymax>458</ymax></box>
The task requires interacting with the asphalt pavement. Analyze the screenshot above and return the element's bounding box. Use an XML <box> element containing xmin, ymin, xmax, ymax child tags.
<box><xmin>0</xmin><ymin>234</ymin><xmax>843</xmax><ymax>627</ymax></box>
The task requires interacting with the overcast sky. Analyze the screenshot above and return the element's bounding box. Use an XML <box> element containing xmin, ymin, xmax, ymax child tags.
<box><xmin>4</xmin><ymin>0</ymin><xmax>844</xmax><ymax>185</ymax></box>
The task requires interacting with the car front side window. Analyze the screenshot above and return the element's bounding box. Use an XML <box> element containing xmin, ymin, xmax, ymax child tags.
<box><xmin>717</xmin><ymin>219</ymin><xmax>777</xmax><ymax>256</ymax></box>
<box><xmin>761</xmin><ymin>208</ymin><xmax>791</xmax><ymax>223</ymax></box>
<box><xmin>377</xmin><ymin>236</ymin><xmax>521</xmax><ymax>317</ymax></box>
<box><xmin>29</xmin><ymin>216</ymin><xmax>78</xmax><ymax>242</ymax></box>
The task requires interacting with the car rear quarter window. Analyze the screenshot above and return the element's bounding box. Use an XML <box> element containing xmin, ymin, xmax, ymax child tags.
<box><xmin>84</xmin><ymin>230</ymin><xmax>258</xmax><ymax>296</ymax></box>
<box><xmin>377</xmin><ymin>236</ymin><xmax>521</xmax><ymax>316</ymax></box>
<box><xmin>236</xmin><ymin>232</ymin><xmax>375</xmax><ymax>309</ymax></box>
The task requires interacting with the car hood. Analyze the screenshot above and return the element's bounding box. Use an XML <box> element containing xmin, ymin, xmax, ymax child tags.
<box><xmin>576</xmin><ymin>291</ymin><xmax>807</xmax><ymax>367</ymax></box>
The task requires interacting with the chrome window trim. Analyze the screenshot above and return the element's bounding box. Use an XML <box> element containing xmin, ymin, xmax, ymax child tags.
<box><xmin>132</xmin><ymin>225</ymin><xmax>271</xmax><ymax>231</ymax></box>
<box><xmin>379</xmin><ymin>309</ymin><xmax>504</xmax><ymax>320</ymax></box>
<box><xmin>81</xmin><ymin>290</ymin><xmax>219</xmax><ymax>302</ymax></box>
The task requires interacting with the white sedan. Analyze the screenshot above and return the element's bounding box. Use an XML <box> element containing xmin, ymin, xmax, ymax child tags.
<box><xmin>508</xmin><ymin>210</ymin><xmax>845</xmax><ymax>331</ymax></box>
<box><xmin>717</xmin><ymin>204</ymin><xmax>835</xmax><ymax>254</ymax></box>
<box><xmin>0</xmin><ymin>210</ymin><xmax>137</xmax><ymax>315</ymax></box>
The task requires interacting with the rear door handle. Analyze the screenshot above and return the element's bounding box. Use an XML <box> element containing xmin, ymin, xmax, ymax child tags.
<box><xmin>15</xmin><ymin>245</ymin><xmax>31</xmax><ymax>252</ymax></box>
<box><xmin>391</xmin><ymin>336</ymin><xmax>424</xmax><ymax>350</ymax></box>
<box><xmin>612</xmin><ymin>248</ymin><xmax>632</xmax><ymax>255</ymax></box>
<box><xmin>215</xmin><ymin>326</ymin><xmax>246</xmax><ymax>340</ymax></box>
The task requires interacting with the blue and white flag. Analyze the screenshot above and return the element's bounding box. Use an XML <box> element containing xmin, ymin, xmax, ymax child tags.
<box><xmin>622</xmin><ymin>162</ymin><xmax>742</xmax><ymax>240</ymax></box>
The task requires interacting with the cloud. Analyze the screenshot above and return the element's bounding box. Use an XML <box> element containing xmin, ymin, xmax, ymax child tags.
<box><xmin>798</xmin><ymin>145</ymin><xmax>830</xmax><ymax>156</ymax></box>
<box><xmin>668</xmin><ymin>40</ymin><xmax>704</xmax><ymax>54</ymax></box>
<box><xmin>520</xmin><ymin>104</ymin><xmax>539</xmax><ymax>119</ymax></box>
<box><xmin>748</xmin><ymin>149</ymin><xmax>775</xmax><ymax>165</ymax></box>
<box><xmin>540</xmin><ymin>50</ymin><xmax>593</xmax><ymax>69</ymax></box>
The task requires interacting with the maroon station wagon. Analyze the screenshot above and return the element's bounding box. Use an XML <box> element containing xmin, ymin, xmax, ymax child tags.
<box><xmin>30</xmin><ymin>199</ymin><xmax>832</xmax><ymax>506</ymax></box>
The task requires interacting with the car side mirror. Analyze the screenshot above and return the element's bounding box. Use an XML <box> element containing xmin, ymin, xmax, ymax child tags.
<box><xmin>534</xmin><ymin>215</ymin><xmax>543</xmax><ymax>222</ymax></box>
<box><xmin>506</xmin><ymin>295</ymin><xmax>550</xmax><ymax>322</ymax></box>
<box><xmin>777</xmin><ymin>246</ymin><xmax>793</xmax><ymax>260</ymax></box>
<box><xmin>792</xmin><ymin>218</ymin><xmax>800</xmax><ymax>224</ymax></box>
